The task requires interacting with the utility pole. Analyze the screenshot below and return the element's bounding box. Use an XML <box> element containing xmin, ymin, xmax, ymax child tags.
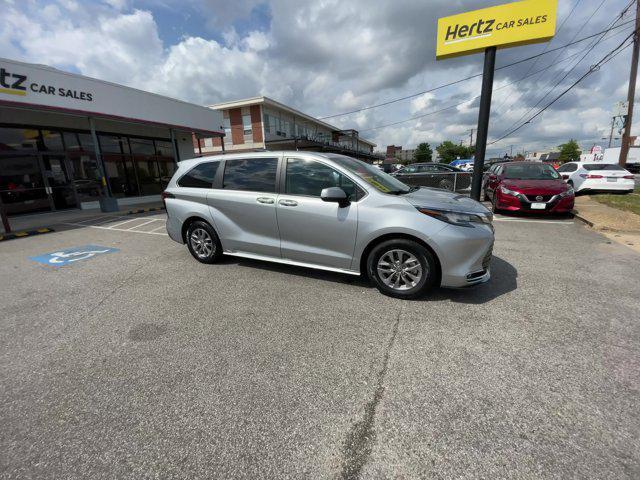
<box><xmin>609</xmin><ymin>116</ymin><xmax>616</xmax><ymax>148</ymax></box>
<box><xmin>469</xmin><ymin>128</ymin><xmax>474</xmax><ymax>148</ymax></box>
<box><xmin>619</xmin><ymin>0</ymin><xmax>640</xmax><ymax>167</ymax></box>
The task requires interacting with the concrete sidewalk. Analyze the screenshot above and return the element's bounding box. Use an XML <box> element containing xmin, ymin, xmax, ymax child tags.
<box><xmin>574</xmin><ymin>195</ymin><xmax>640</xmax><ymax>253</ymax></box>
<box><xmin>1</xmin><ymin>202</ymin><xmax>164</xmax><ymax>235</ymax></box>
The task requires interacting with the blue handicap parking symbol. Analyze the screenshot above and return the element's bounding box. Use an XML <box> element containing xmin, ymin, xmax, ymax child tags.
<box><xmin>30</xmin><ymin>245</ymin><xmax>119</xmax><ymax>267</ymax></box>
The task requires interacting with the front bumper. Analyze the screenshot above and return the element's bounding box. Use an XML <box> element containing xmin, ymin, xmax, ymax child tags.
<box><xmin>432</xmin><ymin>223</ymin><xmax>495</xmax><ymax>288</ymax></box>
<box><xmin>496</xmin><ymin>191</ymin><xmax>574</xmax><ymax>213</ymax></box>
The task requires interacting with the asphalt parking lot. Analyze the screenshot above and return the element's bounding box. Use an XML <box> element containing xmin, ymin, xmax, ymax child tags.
<box><xmin>1</xmin><ymin>212</ymin><xmax>639</xmax><ymax>479</ymax></box>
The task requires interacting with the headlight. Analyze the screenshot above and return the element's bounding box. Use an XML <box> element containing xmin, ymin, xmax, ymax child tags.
<box><xmin>418</xmin><ymin>207</ymin><xmax>493</xmax><ymax>228</ymax></box>
<box><xmin>560</xmin><ymin>187</ymin><xmax>574</xmax><ymax>197</ymax></box>
<box><xmin>499</xmin><ymin>185</ymin><xmax>520</xmax><ymax>196</ymax></box>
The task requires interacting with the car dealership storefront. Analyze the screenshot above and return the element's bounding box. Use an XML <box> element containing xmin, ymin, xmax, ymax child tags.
<box><xmin>0</xmin><ymin>58</ymin><xmax>224</xmax><ymax>216</ymax></box>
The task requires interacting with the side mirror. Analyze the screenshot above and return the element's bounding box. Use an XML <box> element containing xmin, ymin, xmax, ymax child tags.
<box><xmin>321</xmin><ymin>187</ymin><xmax>350</xmax><ymax>207</ymax></box>
<box><xmin>488</xmin><ymin>174</ymin><xmax>497</xmax><ymax>181</ymax></box>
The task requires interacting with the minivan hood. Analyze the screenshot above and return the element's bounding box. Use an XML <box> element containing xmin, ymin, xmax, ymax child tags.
<box><xmin>403</xmin><ymin>187</ymin><xmax>489</xmax><ymax>214</ymax></box>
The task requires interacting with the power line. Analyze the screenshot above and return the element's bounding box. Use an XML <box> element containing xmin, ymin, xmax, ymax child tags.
<box><xmin>494</xmin><ymin>0</ymin><xmax>633</xmax><ymax>136</ymax></box>
<box><xmin>492</xmin><ymin>0</ymin><xmax>585</xmax><ymax>115</ymax></box>
<box><xmin>359</xmin><ymin>26</ymin><xmax>633</xmax><ymax>133</ymax></box>
<box><xmin>317</xmin><ymin>19</ymin><xmax>634</xmax><ymax>121</ymax></box>
<box><xmin>488</xmin><ymin>34</ymin><xmax>635</xmax><ymax>146</ymax></box>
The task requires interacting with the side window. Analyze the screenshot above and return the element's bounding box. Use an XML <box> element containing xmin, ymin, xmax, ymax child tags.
<box><xmin>223</xmin><ymin>158</ymin><xmax>278</xmax><ymax>192</ymax></box>
<box><xmin>402</xmin><ymin>165</ymin><xmax>418</xmax><ymax>174</ymax></box>
<box><xmin>177</xmin><ymin>161</ymin><xmax>219</xmax><ymax>188</ymax></box>
<box><xmin>495</xmin><ymin>166</ymin><xmax>503</xmax><ymax>175</ymax></box>
<box><xmin>285</xmin><ymin>158</ymin><xmax>360</xmax><ymax>201</ymax></box>
<box><xmin>417</xmin><ymin>165</ymin><xmax>436</xmax><ymax>173</ymax></box>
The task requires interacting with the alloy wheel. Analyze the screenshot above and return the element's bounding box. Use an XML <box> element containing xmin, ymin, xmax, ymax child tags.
<box><xmin>376</xmin><ymin>249</ymin><xmax>424</xmax><ymax>291</ymax></box>
<box><xmin>190</xmin><ymin>228</ymin><xmax>214</xmax><ymax>259</ymax></box>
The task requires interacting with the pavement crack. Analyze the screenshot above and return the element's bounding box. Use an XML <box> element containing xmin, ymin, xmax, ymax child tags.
<box><xmin>339</xmin><ymin>306</ymin><xmax>402</xmax><ymax>480</ymax></box>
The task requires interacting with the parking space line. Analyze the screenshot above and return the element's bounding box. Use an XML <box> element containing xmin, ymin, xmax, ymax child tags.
<box><xmin>107</xmin><ymin>218</ymin><xmax>143</xmax><ymax>229</ymax></box>
<box><xmin>149</xmin><ymin>225</ymin><xmax>167</xmax><ymax>233</ymax></box>
<box><xmin>94</xmin><ymin>216</ymin><xmax>128</xmax><ymax>225</ymax></box>
<box><xmin>76</xmin><ymin>215</ymin><xmax>113</xmax><ymax>224</ymax></box>
<box><xmin>126</xmin><ymin>219</ymin><xmax>163</xmax><ymax>231</ymax></box>
<box><xmin>62</xmin><ymin>222</ymin><xmax>168</xmax><ymax>236</ymax></box>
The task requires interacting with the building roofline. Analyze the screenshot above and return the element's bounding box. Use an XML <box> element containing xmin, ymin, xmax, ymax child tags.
<box><xmin>207</xmin><ymin>95</ymin><xmax>376</xmax><ymax>147</ymax></box>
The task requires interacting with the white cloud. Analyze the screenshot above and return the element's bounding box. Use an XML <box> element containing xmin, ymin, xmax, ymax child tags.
<box><xmin>2</xmin><ymin>0</ymin><xmax>638</xmax><ymax>156</ymax></box>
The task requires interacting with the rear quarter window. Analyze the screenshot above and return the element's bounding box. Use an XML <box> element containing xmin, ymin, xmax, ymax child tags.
<box><xmin>177</xmin><ymin>161</ymin><xmax>220</xmax><ymax>188</ymax></box>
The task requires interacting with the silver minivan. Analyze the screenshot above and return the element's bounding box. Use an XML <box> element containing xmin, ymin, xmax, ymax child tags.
<box><xmin>163</xmin><ymin>152</ymin><xmax>494</xmax><ymax>299</ymax></box>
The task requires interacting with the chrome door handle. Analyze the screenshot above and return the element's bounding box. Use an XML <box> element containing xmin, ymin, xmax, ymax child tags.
<box><xmin>278</xmin><ymin>199</ymin><xmax>298</xmax><ymax>207</ymax></box>
<box><xmin>256</xmin><ymin>197</ymin><xmax>275</xmax><ymax>205</ymax></box>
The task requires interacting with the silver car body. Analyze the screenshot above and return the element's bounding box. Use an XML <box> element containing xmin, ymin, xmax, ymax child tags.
<box><xmin>164</xmin><ymin>151</ymin><xmax>494</xmax><ymax>288</ymax></box>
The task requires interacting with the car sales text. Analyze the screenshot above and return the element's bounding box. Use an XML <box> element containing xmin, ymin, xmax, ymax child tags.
<box><xmin>0</xmin><ymin>68</ymin><xmax>93</xmax><ymax>102</ymax></box>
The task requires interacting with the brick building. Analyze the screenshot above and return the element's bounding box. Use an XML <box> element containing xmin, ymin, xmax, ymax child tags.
<box><xmin>194</xmin><ymin>96</ymin><xmax>379</xmax><ymax>161</ymax></box>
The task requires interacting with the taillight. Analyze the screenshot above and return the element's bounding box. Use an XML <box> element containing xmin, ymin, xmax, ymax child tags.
<box><xmin>623</xmin><ymin>175</ymin><xmax>635</xmax><ymax>179</ymax></box>
<box><xmin>580</xmin><ymin>174</ymin><xmax>603</xmax><ymax>179</ymax></box>
<box><xmin>161</xmin><ymin>191</ymin><xmax>174</xmax><ymax>208</ymax></box>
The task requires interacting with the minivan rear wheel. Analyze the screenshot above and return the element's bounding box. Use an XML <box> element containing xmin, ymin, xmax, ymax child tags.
<box><xmin>186</xmin><ymin>221</ymin><xmax>222</xmax><ymax>264</ymax></box>
<box><xmin>367</xmin><ymin>239</ymin><xmax>437</xmax><ymax>299</ymax></box>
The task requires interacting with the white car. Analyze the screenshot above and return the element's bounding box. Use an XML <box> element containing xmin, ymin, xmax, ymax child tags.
<box><xmin>556</xmin><ymin>162</ymin><xmax>635</xmax><ymax>193</ymax></box>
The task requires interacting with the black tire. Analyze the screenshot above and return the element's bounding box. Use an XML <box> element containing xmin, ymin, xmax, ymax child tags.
<box><xmin>491</xmin><ymin>194</ymin><xmax>501</xmax><ymax>214</ymax></box>
<box><xmin>367</xmin><ymin>239</ymin><xmax>438</xmax><ymax>299</ymax></box>
<box><xmin>185</xmin><ymin>220</ymin><xmax>223</xmax><ymax>264</ymax></box>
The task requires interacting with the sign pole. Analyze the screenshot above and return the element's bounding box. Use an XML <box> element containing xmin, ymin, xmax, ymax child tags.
<box><xmin>471</xmin><ymin>46</ymin><xmax>496</xmax><ymax>201</ymax></box>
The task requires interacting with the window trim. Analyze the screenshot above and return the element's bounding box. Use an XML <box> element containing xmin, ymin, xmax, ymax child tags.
<box><xmin>281</xmin><ymin>157</ymin><xmax>367</xmax><ymax>202</ymax></box>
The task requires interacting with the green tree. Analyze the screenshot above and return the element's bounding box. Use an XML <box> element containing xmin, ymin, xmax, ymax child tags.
<box><xmin>436</xmin><ymin>141</ymin><xmax>474</xmax><ymax>164</ymax></box>
<box><xmin>413</xmin><ymin>142</ymin><xmax>433</xmax><ymax>162</ymax></box>
<box><xmin>558</xmin><ymin>139</ymin><xmax>581</xmax><ymax>163</ymax></box>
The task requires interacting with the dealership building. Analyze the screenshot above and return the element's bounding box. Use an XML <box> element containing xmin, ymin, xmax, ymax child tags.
<box><xmin>0</xmin><ymin>58</ymin><xmax>224</xmax><ymax>216</ymax></box>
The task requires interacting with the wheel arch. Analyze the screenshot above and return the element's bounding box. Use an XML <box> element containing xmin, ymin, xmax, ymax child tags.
<box><xmin>358</xmin><ymin>233</ymin><xmax>442</xmax><ymax>285</ymax></box>
<box><xmin>181</xmin><ymin>215</ymin><xmax>217</xmax><ymax>243</ymax></box>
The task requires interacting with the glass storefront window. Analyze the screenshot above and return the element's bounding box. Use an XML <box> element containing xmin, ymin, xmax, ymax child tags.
<box><xmin>129</xmin><ymin>137</ymin><xmax>155</xmax><ymax>155</ymax></box>
<box><xmin>99</xmin><ymin>135</ymin><xmax>130</xmax><ymax>154</ymax></box>
<box><xmin>136</xmin><ymin>159</ymin><xmax>162</xmax><ymax>195</ymax></box>
<box><xmin>155</xmin><ymin>140</ymin><xmax>173</xmax><ymax>157</ymax></box>
<box><xmin>67</xmin><ymin>151</ymin><xmax>102</xmax><ymax>202</ymax></box>
<box><xmin>0</xmin><ymin>128</ymin><xmax>40</xmax><ymax>151</ymax></box>
<box><xmin>103</xmin><ymin>155</ymin><xmax>139</xmax><ymax>198</ymax></box>
<box><xmin>41</xmin><ymin>130</ymin><xmax>65</xmax><ymax>151</ymax></box>
<box><xmin>62</xmin><ymin>132</ymin><xmax>81</xmax><ymax>151</ymax></box>
<box><xmin>0</xmin><ymin>126</ymin><xmax>177</xmax><ymax>210</ymax></box>
<box><xmin>77</xmin><ymin>133</ymin><xmax>95</xmax><ymax>152</ymax></box>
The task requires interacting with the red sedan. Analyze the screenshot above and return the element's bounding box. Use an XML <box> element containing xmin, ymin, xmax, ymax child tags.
<box><xmin>482</xmin><ymin>162</ymin><xmax>575</xmax><ymax>214</ymax></box>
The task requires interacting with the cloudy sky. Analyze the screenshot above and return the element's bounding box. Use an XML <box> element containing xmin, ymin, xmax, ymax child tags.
<box><xmin>1</xmin><ymin>0</ymin><xmax>637</xmax><ymax>156</ymax></box>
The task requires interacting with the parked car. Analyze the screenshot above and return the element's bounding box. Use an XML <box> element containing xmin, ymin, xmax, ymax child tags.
<box><xmin>392</xmin><ymin>162</ymin><xmax>471</xmax><ymax>191</ymax></box>
<box><xmin>482</xmin><ymin>161</ymin><xmax>574</xmax><ymax>214</ymax></box>
<box><xmin>556</xmin><ymin>162</ymin><xmax>635</xmax><ymax>193</ymax></box>
<box><xmin>163</xmin><ymin>152</ymin><xmax>494</xmax><ymax>299</ymax></box>
<box><xmin>450</xmin><ymin>159</ymin><xmax>474</xmax><ymax>171</ymax></box>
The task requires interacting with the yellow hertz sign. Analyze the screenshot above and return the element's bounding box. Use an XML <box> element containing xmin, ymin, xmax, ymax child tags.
<box><xmin>436</xmin><ymin>0</ymin><xmax>558</xmax><ymax>59</ymax></box>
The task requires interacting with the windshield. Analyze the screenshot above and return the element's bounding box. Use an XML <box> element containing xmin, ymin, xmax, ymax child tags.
<box><xmin>329</xmin><ymin>154</ymin><xmax>412</xmax><ymax>193</ymax></box>
<box><xmin>503</xmin><ymin>163</ymin><xmax>560</xmax><ymax>180</ymax></box>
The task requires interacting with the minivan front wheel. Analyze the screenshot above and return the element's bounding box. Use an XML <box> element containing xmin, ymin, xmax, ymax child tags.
<box><xmin>186</xmin><ymin>221</ymin><xmax>222</xmax><ymax>264</ymax></box>
<box><xmin>367</xmin><ymin>239</ymin><xmax>437</xmax><ymax>299</ymax></box>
